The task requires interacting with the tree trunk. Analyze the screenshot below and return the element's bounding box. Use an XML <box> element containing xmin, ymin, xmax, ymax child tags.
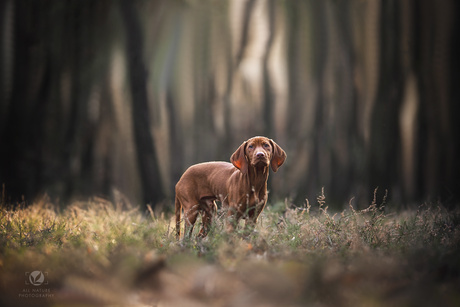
<box><xmin>120</xmin><ymin>0</ymin><xmax>164</xmax><ymax>206</ymax></box>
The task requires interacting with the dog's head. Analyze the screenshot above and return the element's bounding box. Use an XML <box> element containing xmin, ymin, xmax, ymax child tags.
<box><xmin>231</xmin><ymin>136</ymin><xmax>286</xmax><ymax>174</ymax></box>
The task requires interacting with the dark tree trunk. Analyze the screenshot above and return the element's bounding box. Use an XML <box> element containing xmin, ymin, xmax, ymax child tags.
<box><xmin>120</xmin><ymin>0</ymin><xmax>164</xmax><ymax>206</ymax></box>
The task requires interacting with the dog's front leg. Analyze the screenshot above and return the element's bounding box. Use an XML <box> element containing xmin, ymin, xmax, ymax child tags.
<box><xmin>245</xmin><ymin>199</ymin><xmax>267</xmax><ymax>232</ymax></box>
<box><xmin>225</xmin><ymin>203</ymin><xmax>243</xmax><ymax>232</ymax></box>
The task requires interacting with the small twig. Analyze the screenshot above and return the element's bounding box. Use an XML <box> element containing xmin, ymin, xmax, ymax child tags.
<box><xmin>146</xmin><ymin>204</ymin><xmax>155</xmax><ymax>220</ymax></box>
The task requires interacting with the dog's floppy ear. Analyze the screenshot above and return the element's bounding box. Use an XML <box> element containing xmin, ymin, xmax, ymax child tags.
<box><xmin>231</xmin><ymin>141</ymin><xmax>248</xmax><ymax>174</ymax></box>
<box><xmin>269</xmin><ymin>139</ymin><xmax>286</xmax><ymax>172</ymax></box>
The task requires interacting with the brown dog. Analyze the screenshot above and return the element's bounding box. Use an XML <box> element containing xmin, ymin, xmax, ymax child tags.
<box><xmin>175</xmin><ymin>136</ymin><xmax>286</xmax><ymax>238</ymax></box>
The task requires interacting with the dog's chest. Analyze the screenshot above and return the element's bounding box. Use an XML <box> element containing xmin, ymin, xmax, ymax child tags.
<box><xmin>245</xmin><ymin>186</ymin><xmax>267</xmax><ymax>206</ymax></box>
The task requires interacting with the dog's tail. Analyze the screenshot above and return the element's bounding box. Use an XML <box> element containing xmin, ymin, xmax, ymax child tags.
<box><xmin>175</xmin><ymin>197</ymin><xmax>181</xmax><ymax>239</ymax></box>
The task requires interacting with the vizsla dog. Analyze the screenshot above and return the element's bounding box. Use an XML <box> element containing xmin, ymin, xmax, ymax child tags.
<box><xmin>175</xmin><ymin>136</ymin><xmax>286</xmax><ymax>238</ymax></box>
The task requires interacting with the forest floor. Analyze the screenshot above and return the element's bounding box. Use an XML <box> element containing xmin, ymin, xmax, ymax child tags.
<box><xmin>1</xmin><ymin>192</ymin><xmax>460</xmax><ymax>307</ymax></box>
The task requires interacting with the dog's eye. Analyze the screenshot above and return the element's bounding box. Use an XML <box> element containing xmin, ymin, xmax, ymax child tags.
<box><xmin>248</xmin><ymin>144</ymin><xmax>254</xmax><ymax>149</ymax></box>
<box><xmin>263</xmin><ymin>143</ymin><xmax>270</xmax><ymax>148</ymax></box>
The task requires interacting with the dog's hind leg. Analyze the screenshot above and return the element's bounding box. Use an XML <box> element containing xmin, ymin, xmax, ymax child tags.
<box><xmin>183</xmin><ymin>205</ymin><xmax>199</xmax><ymax>238</ymax></box>
<box><xmin>198</xmin><ymin>199</ymin><xmax>217</xmax><ymax>237</ymax></box>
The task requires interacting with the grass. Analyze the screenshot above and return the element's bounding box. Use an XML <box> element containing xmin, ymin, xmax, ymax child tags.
<box><xmin>1</xmin><ymin>191</ymin><xmax>459</xmax><ymax>306</ymax></box>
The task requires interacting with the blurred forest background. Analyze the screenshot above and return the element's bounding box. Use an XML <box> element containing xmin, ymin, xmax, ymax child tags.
<box><xmin>0</xmin><ymin>0</ymin><xmax>459</xmax><ymax>209</ymax></box>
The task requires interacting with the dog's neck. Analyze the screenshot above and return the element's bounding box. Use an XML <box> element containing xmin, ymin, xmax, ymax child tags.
<box><xmin>247</xmin><ymin>164</ymin><xmax>269</xmax><ymax>195</ymax></box>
